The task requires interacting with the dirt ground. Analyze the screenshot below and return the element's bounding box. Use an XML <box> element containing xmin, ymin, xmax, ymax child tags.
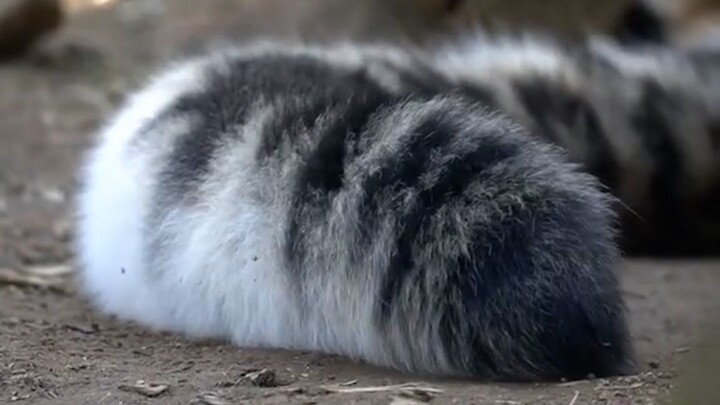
<box><xmin>1</xmin><ymin>1</ymin><xmax>719</xmax><ymax>404</ymax></box>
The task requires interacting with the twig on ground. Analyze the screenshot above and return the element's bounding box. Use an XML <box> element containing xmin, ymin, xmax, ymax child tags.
<box><xmin>118</xmin><ymin>380</ymin><xmax>170</xmax><ymax>397</ymax></box>
<box><xmin>0</xmin><ymin>265</ymin><xmax>72</xmax><ymax>293</ymax></box>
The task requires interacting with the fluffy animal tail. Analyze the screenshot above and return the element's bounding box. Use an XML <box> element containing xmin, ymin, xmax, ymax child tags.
<box><xmin>74</xmin><ymin>46</ymin><xmax>635</xmax><ymax>381</ymax></box>
<box><xmin>284</xmin><ymin>94</ymin><xmax>636</xmax><ymax>380</ymax></box>
<box><xmin>432</xmin><ymin>35</ymin><xmax>720</xmax><ymax>255</ymax></box>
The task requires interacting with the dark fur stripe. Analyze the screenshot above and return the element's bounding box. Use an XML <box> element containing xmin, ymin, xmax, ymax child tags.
<box><xmin>378</xmin><ymin>131</ymin><xmax>520</xmax><ymax>320</ymax></box>
<box><xmin>255</xmin><ymin>97</ymin><xmax>334</xmax><ymax>164</ymax></box>
<box><xmin>440</xmin><ymin>189</ymin><xmax>628</xmax><ymax>379</ymax></box>
<box><xmin>284</xmin><ymin>91</ymin><xmax>392</xmax><ymax>272</ymax></box>
<box><xmin>355</xmin><ymin>110</ymin><xmax>458</xmax><ymax>264</ymax></box>
<box><xmin>357</xmin><ymin>110</ymin><xmax>457</xmax><ymax>220</ymax></box>
<box><xmin>631</xmin><ymin>81</ymin><xmax>687</xmax><ymax>243</ymax></box>
<box><xmin>157</xmin><ymin>54</ymin><xmax>392</xmax><ymax>198</ymax></box>
<box><xmin>158</xmin><ymin>68</ymin><xmax>252</xmax><ymax>200</ymax></box>
<box><xmin>513</xmin><ymin>79</ymin><xmax>621</xmax><ymax>190</ymax></box>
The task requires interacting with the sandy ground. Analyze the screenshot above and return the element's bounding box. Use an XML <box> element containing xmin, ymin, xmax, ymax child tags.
<box><xmin>1</xmin><ymin>1</ymin><xmax>719</xmax><ymax>404</ymax></box>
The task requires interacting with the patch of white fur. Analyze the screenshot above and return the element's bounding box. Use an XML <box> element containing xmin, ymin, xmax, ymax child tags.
<box><xmin>205</xmin><ymin>40</ymin><xmax>418</xmax><ymax>93</ymax></box>
<box><xmin>147</xmin><ymin>105</ymin><xmax>307</xmax><ymax>346</ymax></box>
<box><xmin>432</xmin><ymin>33</ymin><xmax>571</xmax><ymax>84</ymax></box>
<box><xmin>77</xmin><ymin>54</ymin><xmax>304</xmax><ymax>345</ymax></box>
<box><xmin>75</xmin><ymin>49</ymin><xmax>382</xmax><ymax>354</ymax></box>
<box><xmin>588</xmin><ymin>37</ymin><xmax>691</xmax><ymax>80</ymax></box>
<box><xmin>75</xmin><ymin>58</ymin><xmax>213</xmax><ymax>330</ymax></box>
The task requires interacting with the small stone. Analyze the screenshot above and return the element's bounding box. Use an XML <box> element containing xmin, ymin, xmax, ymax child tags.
<box><xmin>39</xmin><ymin>187</ymin><xmax>65</xmax><ymax>204</ymax></box>
<box><xmin>64</xmin><ymin>322</ymin><xmax>99</xmax><ymax>334</ymax></box>
<box><xmin>243</xmin><ymin>369</ymin><xmax>278</xmax><ymax>387</ymax></box>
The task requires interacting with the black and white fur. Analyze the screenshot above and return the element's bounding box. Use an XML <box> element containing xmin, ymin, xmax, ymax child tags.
<box><xmin>427</xmin><ymin>35</ymin><xmax>720</xmax><ymax>255</ymax></box>
<box><xmin>76</xmin><ymin>41</ymin><xmax>634</xmax><ymax>381</ymax></box>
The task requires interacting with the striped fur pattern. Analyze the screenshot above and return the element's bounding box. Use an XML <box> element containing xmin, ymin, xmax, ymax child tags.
<box><xmin>427</xmin><ymin>35</ymin><xmax>720</xmax><ymax>255</ymax></box>
<box><xmin>76</xmin><ymin>42</ymin><xmax>633</xmax><ymax>381</ymax></box>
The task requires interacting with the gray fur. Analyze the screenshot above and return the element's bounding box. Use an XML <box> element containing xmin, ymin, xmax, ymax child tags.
<box><xmin>426</xmin><ymin>34</ymin><xmax>720</xmax><ymax>255</ymax></box>
<box><xmin>76</xmin><ymin>42</ymin><xmax>633</xmax><ymax>381</ymax></box>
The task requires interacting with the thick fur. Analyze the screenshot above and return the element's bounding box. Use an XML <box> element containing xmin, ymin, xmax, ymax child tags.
<box><xmin>76</xmin><ymin>42</ymin><xmax>633</xmax><ymax>381</ymax></box>
<box><xmin>425</xmin><ymin>34</ymin><xmax>720</xmax><ymax>255</ymax></box>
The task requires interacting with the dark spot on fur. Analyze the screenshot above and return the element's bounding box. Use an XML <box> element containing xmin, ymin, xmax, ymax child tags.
<box><xmin>614</xmin><ymin>1</ymin><xmax>667</xmax><ymax>45</ymax></box>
